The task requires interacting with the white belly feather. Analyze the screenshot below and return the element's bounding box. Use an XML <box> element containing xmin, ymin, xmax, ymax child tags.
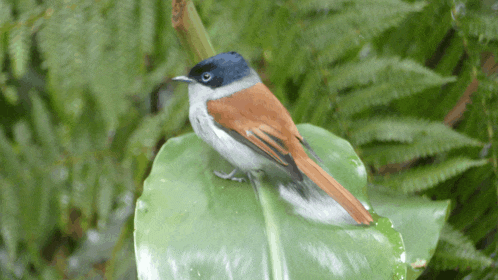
<box><xmin>189</xmin><ymin>104</ymin><xmax>268</xmax><ymax>172</ymax></box>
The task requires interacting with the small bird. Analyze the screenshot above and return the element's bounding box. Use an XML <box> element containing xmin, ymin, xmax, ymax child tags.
<box><xmin>173</xmin><ymin>52</ymin><xmax>373</xmax><ymax>225</ymax></box>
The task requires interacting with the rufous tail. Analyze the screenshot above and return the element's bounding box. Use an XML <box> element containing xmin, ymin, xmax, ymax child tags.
<box><xmin>295</xmin><ymin>157</ymin><xmax>373</xmax><ymax>224</ymax></box>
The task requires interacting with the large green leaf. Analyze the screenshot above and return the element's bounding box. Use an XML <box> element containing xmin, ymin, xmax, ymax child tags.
<box><xmin>369</xmin><ymin>188</ymin><xmax>450</xmax><ymax>279</ymax></box>
<box><xmin>134</xmin><ymin>124</ymin><xmax>407</xmax><ymax>279</ymax></box>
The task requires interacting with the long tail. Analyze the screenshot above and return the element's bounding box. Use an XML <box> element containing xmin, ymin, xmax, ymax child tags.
<box><xmin>295</xmin><ymin>156</ymin><xmax>373</xmax><ymax>224</ymax></box>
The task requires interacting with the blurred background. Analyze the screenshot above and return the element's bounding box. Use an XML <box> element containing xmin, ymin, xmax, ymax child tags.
<box><xmin>0</xmin><ymin>0</ymin><xmax>497</xmax><ymax>279</ymax></box>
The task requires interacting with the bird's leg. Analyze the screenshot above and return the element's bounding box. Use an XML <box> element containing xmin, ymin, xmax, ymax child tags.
<box><xmin>214</xmin><ymin>168</ymin><xmax>246</xmax><ymax>182</ymax></box>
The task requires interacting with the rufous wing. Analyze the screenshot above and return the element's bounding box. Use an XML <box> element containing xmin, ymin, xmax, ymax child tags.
<box><xmin>207</xmin><ymin>82</ymin><xmax>373</xmax><ymax>224</ymax></box>
<box><xmin>294</xmin><ymin>152</ymin><xmax>373</xmax><ymax>224</ymax></box>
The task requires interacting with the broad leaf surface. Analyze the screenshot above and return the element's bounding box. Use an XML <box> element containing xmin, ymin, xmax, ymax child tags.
<box><xmin>135</xmin><ymin>124</ymin><xmax>420</xmax><ymax>279</ymax></box>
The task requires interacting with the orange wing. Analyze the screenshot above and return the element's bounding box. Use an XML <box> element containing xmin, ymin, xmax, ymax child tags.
<box><xmin>207</xmin><ymin>83</ymin><xmax>373</xmax><ymax>224</ymax></box>
<box><xmin>207</xmin><ymin>83</ymin><xmax>303</xmax><ymax>163</ymax></box>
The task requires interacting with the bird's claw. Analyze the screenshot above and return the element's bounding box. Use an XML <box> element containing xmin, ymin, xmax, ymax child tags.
<box><xmin>214</xmin><ymin>169</ymin><xmax>246</xmax><ymax>182</ymax></box>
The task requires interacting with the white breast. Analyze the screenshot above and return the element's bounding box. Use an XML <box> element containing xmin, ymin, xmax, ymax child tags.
<box><xmin>187</xmin><ymin>69</ymin><xmax>272</xmax><ymax>173</ymax></box>
<box><xmin>189</xmin><ymin>103</ymin><xmax>269</xmax><ymax>172</ymax></box>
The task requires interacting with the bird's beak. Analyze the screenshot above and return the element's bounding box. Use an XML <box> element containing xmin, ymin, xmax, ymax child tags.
<box><xmin>172</xmin><ymin>76</ymin><xmax>194</xmax><ymax>83</ymax></box>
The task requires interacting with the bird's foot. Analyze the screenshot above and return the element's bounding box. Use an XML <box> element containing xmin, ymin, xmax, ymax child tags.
<box><xmin>214</xmin><ymin>169</ymin><xmax>246</xmax><ymax>182</ymax></box>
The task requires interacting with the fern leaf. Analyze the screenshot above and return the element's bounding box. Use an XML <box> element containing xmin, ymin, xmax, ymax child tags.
<box><xmin>460</xmin><ymin>13</ymin><xmax>498</xmax><ymax>41</ymax></box>
<box><xmin>297</xmin><ymin>0</ymin><xmax>350</xmax><ymax>11</ymax></box>
<box><xmin>350</xmin><ymin>117</ymin><xmax>431</xmax><ymax>146</ymax></box>
<box><xmin>465</xmin><ymin>208</ymin><xmax>498</xmax><ymax>244</ymax></box>
<box><xmin>338</xmin><ymin>78</ymin><xmax>453</xmax><ymax>117</ymax></box>
<box><xmin>117</xmin><ymin>0</ymin><xmax>139</xmax><ymax>86</ymax></box>
<box><xmin>360</xmin><ymin>120</ymin><xmax>482</xmax><ymax>166</ymax></box>
<box><xmin>0</xmin><ymin>0</ymin><xmax>12</xmax><ymax>24</ymax></box>
<box><xmin>337</xmin><ymin>59</ymin><xmax>455</xmax><ymax>116</ymax></box>
<box><xmin>0</xmin><ymin>0</ymin><xmax>13</xmax><ymax>70</ymax></box>
<box><xmin>15</xmin><ymin>0</ymin><xmax>37</xmax><ymax>15</ymax></box>
<box><xmin>293</xmin><ymin>70</ymin><xmax>323</xmax><ymax>123</ymax></box>
<box><xmin>432</xmin><ymin>224</ymin><xmax>493</xmax><ymax>270</ymax></box>
<box><xmin>71</xmin><ymin>134</ymin><xmax>98</xmax><ymax>224</ymax></box>
<box><xmin>0</xmin><ymin>176</ymin><xmax>20</xmax><ymax>266</ymax></box>
<box><xmin>97</xmin><ymin>157</ymin><xmax>115</xmax><ymax>229</ymax></box>
<box><xmin>8</xmin><ymin>22</ymin><xmax>30</xmax><ymax>78</ymax></box>
<box><xmin>0</xmin><ymin>34</ymin><xmax>4</xmax><ymax>71</ymax></box>
<box><xmin>381</xmin><ymin>157</ymin><xmax>488</xmax><ymax>193</ymax></box>
<box><xmin>87</xmin><ymin>7</ymin><xmax>119</xmax><ymax>131</ymax></box>
<box><xmin>0</xmin><ymin>127</ymin><xmax>24</xmax><ymax>184</ymax></box>
<box><xmin>31</xmin><ymin>91</ymin><xmax>59</xmax><ymax>161</ymax></box>
<box><xmin>303</xmin><ymin>0</ymin><xmax>425</xmax><ymax>64</ymax></box>
<box><xmin>3</xmin><ymin>85</ymin><xmax>18</xmax><ymax>105</ymax></box>
<box><xmin>328</xmin><ymin>57</ymin><xmax>401</xmax><ymax>93</ymax></box>
<box><xmin>140</xmin><ymin>0</ymin><xmax>155</xmax><ymax>54</ymax></box>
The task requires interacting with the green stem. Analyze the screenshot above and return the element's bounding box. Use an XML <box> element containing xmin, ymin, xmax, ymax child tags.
<box><xmin>172</xmin><ymin>0</ymin><xmax>216</xmax><ymax>63</ymax></box>
<box><xmin>252</xmin><ymin>172</ymin><xmax>286</xmax><ymax>280</ymax></box>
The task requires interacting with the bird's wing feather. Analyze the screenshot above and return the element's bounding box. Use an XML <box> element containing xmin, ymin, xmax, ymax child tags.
<box><xmin>206</xmin><ymin>82</ymin><xmax>373</xmax><ymax>224</ymax></box>
<box><xmin>207</xmin><ymin>83</ymin><xmax>304</xmax><ymax>180</ymax></box>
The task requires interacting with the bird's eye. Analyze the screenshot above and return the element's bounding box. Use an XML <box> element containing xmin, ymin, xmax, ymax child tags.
<box><xmin>202</xmin><ymin>72</ymin><xmax>212</xmax><ymax>82</ymax></box>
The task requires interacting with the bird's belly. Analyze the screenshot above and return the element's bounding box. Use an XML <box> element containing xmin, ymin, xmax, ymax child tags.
<box><xmin>189</xmin><ymin>107</ymin><xmax>268</xmax><ymax>172</ymax></box>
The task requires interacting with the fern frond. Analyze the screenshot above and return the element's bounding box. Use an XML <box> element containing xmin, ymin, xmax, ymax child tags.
<box><xmin>70</xmin><ymin>134</ymin><xmax>98</xmax><ymax>224</ymax></box>
<box><xmin>96</xmin><ymin>157</ymin><xmax>116</xmax><ymax>229</ymax></box>
<box><xmin>8</xmin><ymin>22</ymin><xmax>30</xmax><ymax>78</ymax></box>
<box><xmin>337</xmin><ymin>74</ymin><xmax>454</xmax><ymax>117</ymax></box>
<box><xmin>31</xmin><ymin>91</ymin><xmax>59</xmax><ymax>161</ymax></box>
<box><xmin>0</xmin><ymin>0</ymin><xmax>13</xmax><ymax>70</ymax></box>
<box><xmin>297</xmin><ymin>0</ymin><xmax>350</xmax><ymax>11</ymax></box>
<box><xmin>140</xmin><ymin>0</ymin><xmax>155</xmax><ymax>54</ymax></box>
<box><xmin>0</xmin><ymin>0</ymin><xmax>12</xmax><ymax>24</ymax></box>
<box><xmin>431</xmin><ymin>224</ymin><xmax>493</xmax><ymax>270</ymax></box>
<box><xmin>87</xmin><ymin>7</ymin><xmax>120</xmax><ymax>132</ymax></box>
<box><xmin>15</xmin><ymin>0</ymin><xmax>37</xmax><ymax>15</ymax></box>
<box><xmin>465</xmin><ymin>208</ymin><xmax>498</xmax><ymax>244</ymax></box>
<box><xmin>38</xmin><ymin>3</ymin><xmax>86</xmax><ymax>120</ymax></box>
<box><xmin>350</xmin><ymin>117</ymin><xmax>431</xmax><ymax>146</ymax></box>
<box><xmin>381</xmin><ymin>157</ymin><xmax>488</xmax><ymax>193</ymax></box>
<box><xmin>328</xmin><ymin>57</ymin><xmax>455</xmax><ymax>101</ymax></box>
<box><xmin>117</xmin><ymin>0</ymin><xmax>139</xmax><ymax>85</ymax></box>
<box><xmin>0</xmin><ymin>127</ymin><xmax>23</xmax><ymax>184</ymax></box>
<box><xmin>2</xmin><ymin>86</ymin><xmax>18</xmax><ymax>105</ymax></box>
<box><xmin>0</xmin><ymin>34</ymin><xmax>4</xmax><ymax>71</ymax></box>
<box><xmin>303</xmin><ymin>0</ymin><xmax>425</xmax><ymax>64</ymax></box>
<box><xmin>360</xmin><ymin>120</ymin><xmax>482</xmax><ymax>166</ymax></box>
<box><xmin>460</xmin><ymin>13</ymin><xmax>498</xmax><ymax>41</ymax></box>
<box><xmin>125</xmin><ymin>94</ymin><xmax>187</xmax><ymax>161</ymax></box>
<box><xmin>328</xmin><ymin>57</ymin><xmax>401</xmax><ymax>92</ymax></box>
<box><xmin>294</xmin><ymin>70</ymin><xmax>323</xmax><ymax>123</ymax></box>
<box><xmin>0</xmin><ymin>175</ymin><xmax>20</xmax><ymax>265</ymax></box>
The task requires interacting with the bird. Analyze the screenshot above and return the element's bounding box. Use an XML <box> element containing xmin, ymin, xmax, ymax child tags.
<box><xmin>173</xmin><ymin>51</ymin><xmax>373</xmax><ymax>225</ymax></box>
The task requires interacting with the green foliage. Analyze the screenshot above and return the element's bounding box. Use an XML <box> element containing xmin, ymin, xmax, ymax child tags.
<box><xmin>431</xmin><ymin>224</ymin><xmax>493</xmax><ymax>270</ymax></box>
<box><xmin>351</xmin><ymin>117</ymin><xmax>482</xmax><ymax>166</ymax></box>
<box><xmin>0</xmin><ymin>0</ymin><xmax>496</xmax><ymax>278</ymax></box>
<box><xmin>0</xmin><ymin>0</ymin><xmax>186</xmax><ymax>278</ymax></box>
<box><xmin>380</xmin><ymin>157</ymin><xmax>489</xmax><ymax>193</ymax></box>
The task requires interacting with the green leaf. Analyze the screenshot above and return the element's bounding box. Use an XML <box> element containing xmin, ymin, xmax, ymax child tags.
<box><xmin>350</xmin><ymin>117</ymin><xmax>430</xmax><ymax>146</ymax></box>
<box><xmin>459</xmin><ymin>13</ymin><xmax>498</xmax><ymax>41</ymax></box>
<box><xmin>135</xmin><ymin>124</ymin><xmax>407</xmax><ymax>279</ymax></box>
<box><xmin>0</xmin><ymin>175</ymin><xmax>20</xmax><ymax>267</ymax></box>
<box><xmin>96</xmin><ymin>157</ymin><xmax>116</xmax><ymax>229</ymax></box>
<box><xmin>359</xmin><ymin>119</ymin><xmax>482</xmax><ymax>166</ymax></box>
<box><xmin>368</xmin><ymin>188</ymin><xmax>450</xmax><ymax>279</ymax></box>
<box><xmin>140</xmin><ymin>0</ymin><xmax>155</xmax><ymax>54</ymax></box>
<box><xmin>431</xmin><ymin>224</ymin><xmax>493</xmax><ymax>270</ymax></box>
<box><xmin>381</xmin><ymin>157</ymin><xmax>489</xmax><ymax>193</ymax></box>
<box><xmin>302</xmin><ymin>0</ymin><xmax>425</xmax><ymax>64</ymax></box>
<box><xmin>8</xmin><ymin>23</ymin><xmax>30</xmax><ymax>78</ymax></box>
<box><xmin>2</xmin><ymin>85</ymin><xmax>18</xmax><ymax>105</ymax></box>
<box><xmin>31</xmin><ymin>91</ymin><xmax>59</xmax><ymax>161</ymax></box>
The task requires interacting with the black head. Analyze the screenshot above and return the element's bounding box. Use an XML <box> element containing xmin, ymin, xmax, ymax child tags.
<box><xmin>188</xmin><ymin>52</ymin><xmax>251</xmax><ymax>89</ymax></box>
